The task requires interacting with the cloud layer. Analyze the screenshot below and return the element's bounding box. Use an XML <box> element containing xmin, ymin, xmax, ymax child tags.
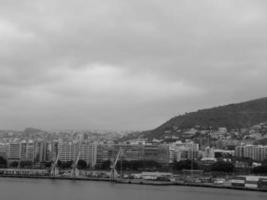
<box><xmin>0</xmin><ymin>0</ymin><xmax>267</xmax><ymax>130</ymax></box>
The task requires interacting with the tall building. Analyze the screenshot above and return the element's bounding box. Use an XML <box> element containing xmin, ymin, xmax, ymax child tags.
<box><xmin>80</xmin><ymin>142</ymin><xmax>97</xmax><ymax>168</ymax></box>
<box><xmin>170</xmin><ymin>141</ymin><xmax>199</xmax><ymax>162</ymax></box>
<box><xmin>0</xmin><ymin>143</ymin><xmax>8</xmax><ymax>159</ymax></box>
<box><xmin>20</xmin><ymin>142</ymin><xmax>27</xmax><ymax>161</ymax></box>
<box><xmin>96</xmin><ymin>143</ymin><xmax>170</xmax><ymax>165</ymax></box>
<box><xmin>96</xmin><ymin>144</ymin><xmax>116</xmax><ymax>164</ymax></box>
<box><xmin>202</xmin><ymin>146</ymin><xmax>215</xmax><ymax>158</ymax></box>
<box><xmin>26</xmin><ymin>142</ymin><xmax>34</xmax><ymax>161</ymax></box>
<box><xmin>48</xmin><ymin>141</ymin><xmax>59</xmax><ymax>161</ymax></box>
<box><xmin>34</xmin><ymin>141</ymin><xmax>49</xmax><ymax>163</ymax></box>
<box><xmin>235</xmin><ymin>145</ymin><xmax>244</xmax><ymax>158</ymax></box>
<box><xmin>119</xmin><ymin>144</ymin><xmax>144</xmax><ymax>161</ymax></box>
<box><xmin>143</xmin><ymin>144</ymin><xmax>170</xmax><ymax>164</ymax></box>
<box><xmin>58</xmin><ymin>141</ymin><xmax>75</xmax><ymax>162</ymax></box>
<box><xmin>20</xmin><ymin>141</ymin><xmax>35</xmax><ymax>161</ymax></box>
<box><xmin>8</xmin><ymin>143</ymin><xmax>21</xmax><ymax>161</ymax></box>
<box><xmin>235</xmin><ymin>145</ymin><xmax>267</xmax><ymax>161</ymax></box>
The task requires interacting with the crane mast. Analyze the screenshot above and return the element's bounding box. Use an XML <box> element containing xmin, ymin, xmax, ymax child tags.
<box><xmin>50</xmin><ymin>146</ymin><xmax>60</xmax><ymax>176</ymax></box>
<box><xmin>110</xmin><ymin>148</ymin><xmax>122</xmax><ymax>181</ymax></box>
<box><xmin>71</xmin><ymin>142</ymin><xmax>81</xmax><ymax>177</ymax></box>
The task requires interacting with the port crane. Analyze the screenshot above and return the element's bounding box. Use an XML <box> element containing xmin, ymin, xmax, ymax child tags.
<box><xmin>71</xmin><ymin>142</ymin><xmax>81</xmax><ymax>177</ymax></box>
<box><xmin>50</xmin><ymin>148</ymin><xmax>60</xmax><ymax>176</ymax></box>
<box><xmin>110</xmin><ymin>148</ymin><xmax>122</xmax><ymax>181</ymax></box>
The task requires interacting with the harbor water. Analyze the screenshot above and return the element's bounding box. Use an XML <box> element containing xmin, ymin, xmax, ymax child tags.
<box><xmin>0</xmin><ymin>178</ymin><xmax>266</xmax><ymax>200</ymax></box>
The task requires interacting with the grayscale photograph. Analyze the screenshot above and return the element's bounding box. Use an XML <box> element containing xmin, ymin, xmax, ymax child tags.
<box><xmin>0</xmin><ymin>0</ymin><xmax>267</xmax><ymax>199</ymax></box>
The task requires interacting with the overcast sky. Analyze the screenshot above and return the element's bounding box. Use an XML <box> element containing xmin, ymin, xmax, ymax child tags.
<box><xmin>0</xmin><ymin>0</ymin><xmax>267</xmax><ymax>131</ymax></box>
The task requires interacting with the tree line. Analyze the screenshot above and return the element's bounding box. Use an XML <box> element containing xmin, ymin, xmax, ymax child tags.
<box><xmin>1</xmin><ymin>155</ymin><xmax>267</xmax><ymax>174</ymax></box>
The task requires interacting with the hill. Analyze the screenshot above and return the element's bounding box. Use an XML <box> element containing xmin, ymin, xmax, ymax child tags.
<box><xmin>129</xmin><ymin>97</ymin><xmax>267</xmax><ymax>140</ymax></box>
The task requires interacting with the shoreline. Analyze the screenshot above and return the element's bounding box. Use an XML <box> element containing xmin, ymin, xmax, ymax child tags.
<box><xmin>0</xmin><ymin>175</ymin><xmax>266</xmax><ymax>193</ymax></box>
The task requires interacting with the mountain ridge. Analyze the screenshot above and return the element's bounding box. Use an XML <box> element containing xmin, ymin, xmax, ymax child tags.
<box><xmin>125</xmin><ymin>97</ymin><xmax>267</xmax><ymax>140</ymax></box>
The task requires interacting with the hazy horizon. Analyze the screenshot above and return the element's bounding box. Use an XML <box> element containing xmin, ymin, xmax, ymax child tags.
<box><xmin>1</xmin><ymin>0</ymin><xmax>267</xmax><ymax>131</ymax></box>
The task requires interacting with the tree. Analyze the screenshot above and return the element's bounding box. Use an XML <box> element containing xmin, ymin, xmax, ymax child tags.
<box><xmin>57</xmin><ymin>160</ymin><xmax>73</xmax><ymax>169</ymax></box>
<box><xmin>42</xmin><ymin>161</ymin><xmax>52</xmax><ymax>168</ymax></box>
<box><xmin>95</xmin><ymin>160</ymin><xmax>112</xmax><ymax>170</ymax></box>
<box><xmin>0</xmin><ymin>156</ymin><xmax>7</xmax><ymax>168</ymax></box>
<box><xmin>173</xmin><ymin>160</ymin><xmax>199</xmax><ymax>171</ymax></box>
<box><xmin>114</xmin><ymin>160</ymin><xmax>161</xmax><ymax>171</ymax></box>
<box><xmin>211</xmin><ymin>161</ymin><xmax>234</xmax><ymax>173</ymax></box>
<box><xmin>20</xmin><ymin>161</ymin><xmax>33</xmax><ymax>168</ymax></box>
<box><xmin>9</xmin><ymin>161</ymin><xmax>19</xmax><ymax>168</ymax></box>
<box><xmin>234</xmin><ymin>157</ymin><xmax>253</xmax><ymax>165</ymax></box>
<box><xmin>142</xmin><ymin>160</ymin><xmax>161</xmax><ymax>170</ymax></box>
<box><xmin>57</xmin><ymin>160</ymin><xmax>62</xmax><ymax>168</ymax></box>
<box><xmin>261</xmin><ymin>159</ymin><xmax>267</xmax><ymax>166</ymax></box>
<box><xmin>252</xmin><ymin>166</ymin><xmax>267</xmax><ymax>174</ymax></box>
<box><xmin>102</xmin><ymin>160</ymin><xmax>112</xmax><ymax>170</ymax></box>
<box><xmin>77</xmin><ymin>160</ymin><xmax>87</xmax><ymax>169</ymax></box>
<box><xmin>95</xmin><ymin>160</ymin><xmax>162</xmax><ymax>171</ymax></box>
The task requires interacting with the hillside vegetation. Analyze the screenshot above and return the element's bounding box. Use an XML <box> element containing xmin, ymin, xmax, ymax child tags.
<box><xmin>138</xmin><ymin>97</ymin><xmax>267</xmax><ymax>140</ymax></box>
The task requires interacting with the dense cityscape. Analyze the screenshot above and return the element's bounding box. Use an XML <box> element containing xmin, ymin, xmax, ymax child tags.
<box><xmin>0</xmin><ymin>122</ymin><xmax>266</xmax><ymax>190</ymax></box>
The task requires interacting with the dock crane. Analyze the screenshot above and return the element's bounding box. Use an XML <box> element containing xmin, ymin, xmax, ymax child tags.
<box><xmin>110</xmin><ymin>148</ymin><xmax>122</xmax><ymax>181</ymax></box>
<box><xmin>71</xmin><ymin>142</ymin><xmax>82</xmax><ymax>177</ymax></box>
<box><xmin>50</xmin><ymin>149</ymin><xmax>60</xmax><ymax>176</ymax></box>
<box><xmin>71</xmin><ymin>149</ymin><xmax>81</xmax><ymax>177</ymax></box>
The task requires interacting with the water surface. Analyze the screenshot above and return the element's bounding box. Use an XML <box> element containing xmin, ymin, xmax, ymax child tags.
<box><xmin>0</xmin><ymin>178</ymin><xmax>266</xmax><ymax>200</ymax></box>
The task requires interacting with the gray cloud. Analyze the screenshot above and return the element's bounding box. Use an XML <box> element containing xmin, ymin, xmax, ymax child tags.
<box><xmin>0</xmin><ymin>0</ymin><xmax>267</xmax><ymax>130</ymax></box>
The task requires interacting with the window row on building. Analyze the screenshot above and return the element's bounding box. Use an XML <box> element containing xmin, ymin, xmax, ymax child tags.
<box><xmin>235</xmin><ymin>145</ymin><xmax>267</xmax><ymax>161</ymax></box>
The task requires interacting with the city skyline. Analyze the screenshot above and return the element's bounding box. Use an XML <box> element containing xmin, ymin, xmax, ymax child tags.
<box><xmin>1</xmin><ymin>1</ymin><xmax>267</xmax><ymax>131</ymax></box>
